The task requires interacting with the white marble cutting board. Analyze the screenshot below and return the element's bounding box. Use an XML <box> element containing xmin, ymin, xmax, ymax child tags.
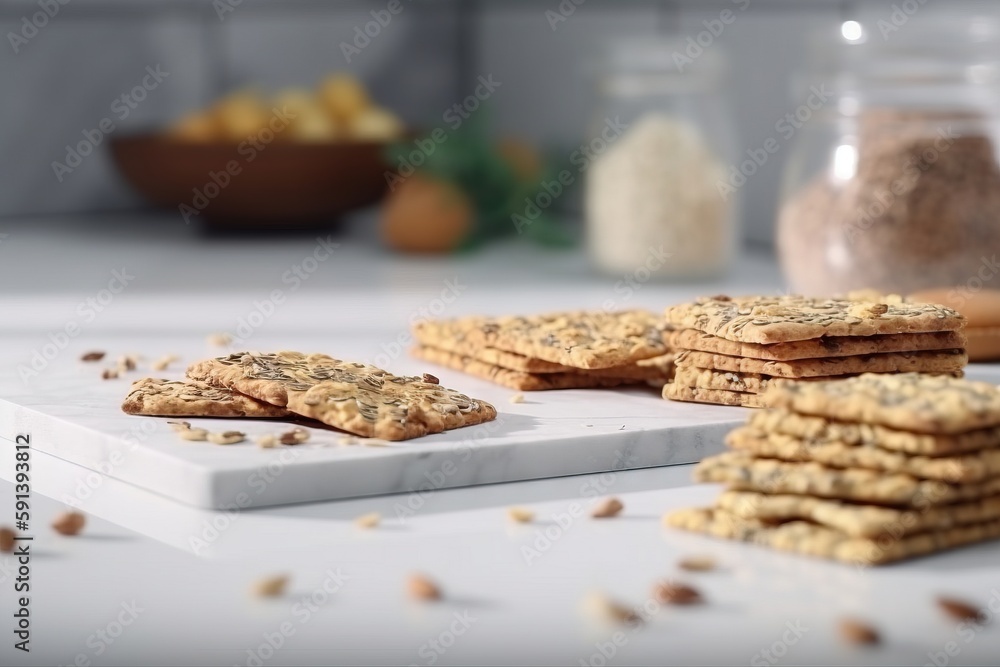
<box><xmin>1</xmin><ymin>334</ymin><xmax>744</xmax><ymax>509</ymax></box>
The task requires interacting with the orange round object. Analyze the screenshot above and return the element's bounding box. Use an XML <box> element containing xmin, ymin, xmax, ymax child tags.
<box><xmin>379</xmin><ymin>175</ymin><xmax>472</xmax><ymax>254</ymax></box>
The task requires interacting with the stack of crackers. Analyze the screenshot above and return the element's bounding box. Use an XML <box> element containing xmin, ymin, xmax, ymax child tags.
<box><xmin>667</xmin><ymin>373</ymin><xmax>1000</xmax><ymax>565</ymax></box>
<box><xmin>663</xmin><ymin>295</ymin><xmax>967</xmax><ymax>408</ymax></box>
<box><xmin>122</xmin><ymin>351</ymin><xmax>496</xmax><ymax>441</ymax></box>
<box><xmin>411</xmin><ymin>310</ymin><xmax>674</xmax><ymax>391</ymax></box>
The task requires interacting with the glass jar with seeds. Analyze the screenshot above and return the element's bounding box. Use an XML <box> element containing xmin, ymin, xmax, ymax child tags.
<box><xmin>585</xmin><ymin>38</ymin><xmax>739</xmax><ymax>280</ymax></box>
<box><xmin>777</xmin><ymin>14</ymin><xmax>1000</xmax><ymax>295</ymax></box>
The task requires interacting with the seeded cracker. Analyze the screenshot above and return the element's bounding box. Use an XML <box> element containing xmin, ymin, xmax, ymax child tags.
<box><xmin>665</xmin><ymin>295</ymin><xmax>964</xmax><ymax>344</ymax></box>
<box><xmin>413</xmin><ymin>310</ymin><xmax>668</xmax><ymax>370</ymax></box>
<box><xmin>663</xmin><ymin>383</ymin><xmax>766</xmax><ymax>408</ymax></box>
<box><xmin>725</xmin><ymin>427</ymin><xmax>1000</xmax><ymax>483</ymax></box>
<box><xmin>667</xmin><ymin>329</ymin><xmax>966</xmax><ymax>361</ymax></box>
<box><xmin>187</xmin><ymin>352</ymin><xmax>496</xmax><ymax>441</ymax></box>
<box><xmin>748</xmin><ymin>409</ymin><xmax>1000</xmax><ymax>457</ymax></box>
<box><xmin>674</xmin><ymin>348</ymin><xmax>967</xmax><ymax>379</ymax></box>
<box><xmin>762</xmin><ymin>373</ymin><xmax>1000</xmax><ymax>435</ymax></box>
<box><xmin>121</xmin><ymin>377</ymin><xmax>291</xmax><ymax>418</ymax></box>
<box><xmin>411</xmin><ymin>345</ymin><xmax>653</xmax><ymax>391</ymax></box>
<box><xmin>673</xmin><ymin>367</ymin><xmax>835</xmax><ymax>394</ymax></box>
<box><xmin>716</xmin><ymin>490</ymin><xmax>1000</xmax><ymax>539</ymax></box>
<box><xmin>666</xmin><ymin>508</ymin><xmax>1000</xmax><ymax>565</ymax></box>
<box><xmin>694</xmin><ymin>452</ymin><xmax>1000</xmax><ymax>507</ymax></box>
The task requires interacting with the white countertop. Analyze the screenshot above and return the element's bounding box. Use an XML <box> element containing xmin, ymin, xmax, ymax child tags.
<box><xmin>3</xmin><ymin>214</ymin><xmax>1000</xmax><ymax>666</ymax></box>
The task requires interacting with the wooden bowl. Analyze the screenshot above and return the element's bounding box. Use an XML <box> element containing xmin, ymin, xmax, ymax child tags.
<box><xmin>110</xmin><ymin>133</ymin><xmax>393</xmax><ymax>229</ymax></box>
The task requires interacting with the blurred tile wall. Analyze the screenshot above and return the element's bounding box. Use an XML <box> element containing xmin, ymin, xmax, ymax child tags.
<box><xmin>1</xmin><ymin>0</ymin><xmax>997</xmax><ymax>245</ymax></box>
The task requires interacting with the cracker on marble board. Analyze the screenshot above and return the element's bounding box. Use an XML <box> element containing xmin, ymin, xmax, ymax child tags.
<box><xmin>187</xmin><ymin>352</ymin><xmax>496</xmax><ymax>441</ymax></box>
<box><xmin>672</xmin><ymin>367</ymin><xmax>835</xmax><ymax>394</ymax></box>
<box><xmin>412</xmin><ymin>310</ymin><xmax>668</xmax><ymax>370</ymax></box>
<box><xmin>762</xmin><ymin>372</ymin><xmax>1000</xmax><ymax>435</ymax></box>
<box><xmin>667</xmin><ymin>329</ymin><xmax>967</xmax><ymax>361</ymax></box>
<box><xmin>411</xmin><ymin>345</ymin><xmax>639</xmax><ymax>391</ymax></box>
<box><xmin>662</xmin><ymin>382</ymin><xmax>766</xmax><ymax>408</ymax></box>
<box><xmin>121</xmin><ymin>377</ymin><xmax>291</xmax><ymax>418</ymax></box>
<box><xmin>666</xmin><ymin>507</ymin><xmax>1000</xmax><ymax>565</ymax></box>
<box><xmin>665</xmin><ymin>295</ymin><xmax>965</xmax><ymax>344</ymax></box>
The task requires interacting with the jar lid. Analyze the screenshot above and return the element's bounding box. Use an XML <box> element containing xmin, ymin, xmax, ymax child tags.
<box><xmin>798</xmin><ymin>13</ymin><xmax>1000</xmax><ymax>113</ymax></box>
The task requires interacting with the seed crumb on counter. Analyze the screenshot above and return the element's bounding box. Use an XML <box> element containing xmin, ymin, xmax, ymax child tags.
<box><xmin>52</xmin><ymin>512</ymin><xmax>86</xmax><ymax>536</ymax></box>
<box><xmin>407</xmin><ymin>573</ymin><xmax>442</xmax><ymax>601</ymax></box>
<box><xmin>591</xmin><ymin>497</ymin><xmax>624</xmax><ymax>518</ymax></box>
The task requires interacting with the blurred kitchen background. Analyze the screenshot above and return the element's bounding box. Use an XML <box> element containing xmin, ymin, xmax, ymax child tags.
<box><xmin>2</xmin><ymin>0</ymin><xmax>1000</xmax><ymax>302</ymax></box>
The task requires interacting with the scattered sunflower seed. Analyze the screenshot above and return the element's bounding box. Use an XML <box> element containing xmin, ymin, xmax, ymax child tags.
<box><xmin>257</xmin><ymin>434</ymin><xmax>278</xmax><ymax>448</ymax></box>
<box><xmin>652</xmin><ymin>581</ymin><xmax>702</xmax><ymax>605</ymax></box>
<box><xmin>0</xmin><ymin>526</ymin><xmax>14</xmax><ymax>553</ymax></box>
<box><xmin>207</xmin><ymin>332</ymin><xmax>232</xmax><ymax>347</ymax></box>
<box><xmin>407</xmin><ymin>573</ymin><xmax>442</xmax><ymax>601</ymax></box>
<box><xmin>838</xmin><ymin>618</ymin><xmax>880</xmax><ymax>646</ymax></box>
<box><xmin>677</xmin><ymin>555</ymin><xmax>717</xmax><ymax>572</ymax></box>
<box><xmin>354</xmin><ymin>512</ymin><xmax>381</xmax><ymax>529</ymax></box>
<box><xmin>591</xmin><ymin>497</ymin><xmax>624</xmax><ymax>518</ymax></box>
<box><xmin>167</xmin><ymin>421</ymin><xmax>192</xmax><ymax>431</ymax></box>
<box><xmin>422</xmin><ymin>373</ymin><xmax>440</xmax><ymax>385</ymax></box>
<box><xmin>583</xmin><ymin>592</ymin><xmax>640</xmax><ymax>625</ymax></box>
<box><xmin>279</xmin><ymin>428</ymin><xmax>310</xmax><ymax>445</ymax></box>
<box><xmin>208</xmin><ymin>431</ymin><xmax>246</xmax><ymax>445</ymax></box>
<box><xmin>80</xmin><ymin>351</ymin><xmax>106</xmax><ymax>362</ymax></box>
<box><xmin>52</xmin><ymin>512</ymin><xmax>85</xmax><ymax>536</ymax></box>
<box><xmin>178</xmin><ymin>428</ymin><xmax>209</xmax><ymax>441</ymax></box>
<box><xmin>101</xmin><ymin>368</ymin><xmax>119</xmax><ymax>380</ymax></box>
<box><xmin>117</xmin><ymin>355</ymin><xmax>137</xmax><ymax>372</ymax></box>
<box><xmin>509</xmin><ymin>393</ymin><xmax>525</xmax><ymax>404</ymax></box>
<box><xmin>937</xmin><ymin>596</ymin><xmax>981</xmax><ymax>622</ymax></box>
<box><xmin>337</xmin><ymin>436</ymin><xmax>360</xmax><ymax>446</ymax></box>
<box><xmin>151</xmin><ymin>354</ymin><xmax>179</xmax><ymax>371</ymax></box>
<box><xmin>506</xmin><ymin>506</ymin><xmax>535</xmax><ymax>523</ymax></box>
<box><xmin>252</xmin><ymin>575</ymin><xmax>289</xmax><ymax>598</ymax></box>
